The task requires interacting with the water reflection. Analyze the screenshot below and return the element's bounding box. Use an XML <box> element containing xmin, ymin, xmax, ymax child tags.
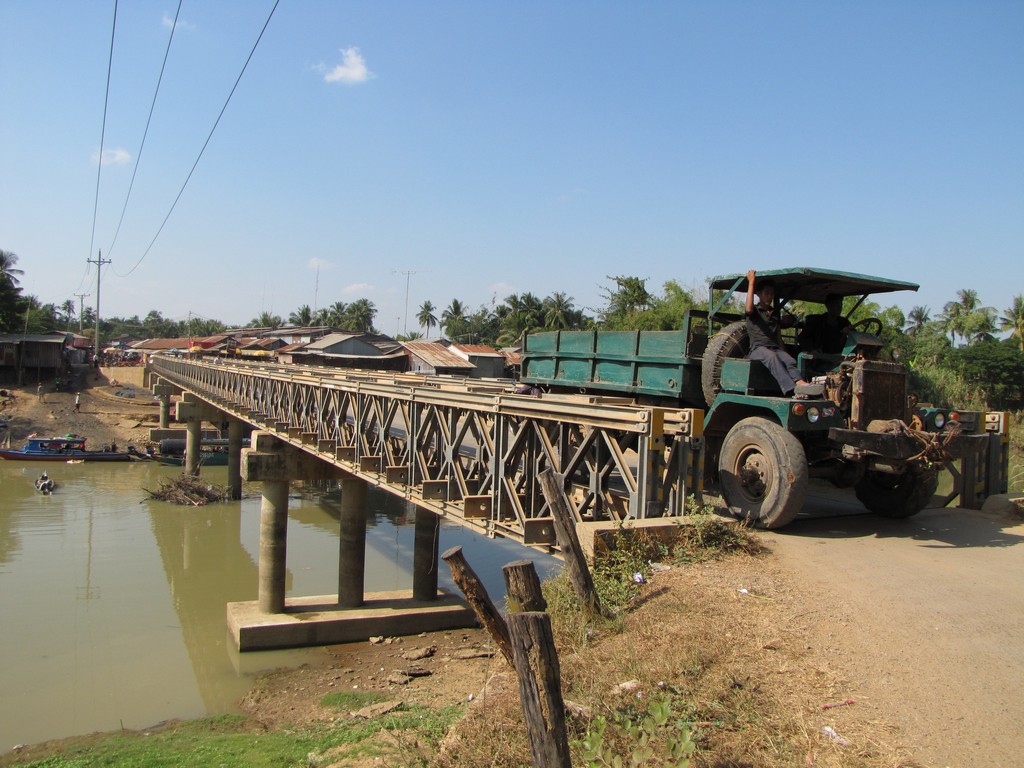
<box><xmin>0</xmin><ymin>460</ymin><xmax>559</xmax><ymax>750</ymax></box>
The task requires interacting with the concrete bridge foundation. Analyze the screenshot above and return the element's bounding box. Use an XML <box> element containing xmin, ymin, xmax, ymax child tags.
<box><xmin>227</xmin><ymin>431</ymin><xmax>473</xmax><ymax>651</ymax></box>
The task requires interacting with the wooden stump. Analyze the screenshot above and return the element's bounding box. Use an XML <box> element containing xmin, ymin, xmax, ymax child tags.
<box><xmin>503</xmin><ymin>559</ymin><xmax>547</xmax><ymax>613</ymax></box>
<box><xmin>508</xmin><ymin>612</ymin><xmax>571</xmax><ymax>768</ymax></box>
<box><xmin>538</xmin><ymin>468</ymin><xmax>604</xmax><ymax>618</ymax></box>
<box><xmin>441</xmin><ymin>545</ymin><xmax>514</xmax><ymax>666</ymax></box>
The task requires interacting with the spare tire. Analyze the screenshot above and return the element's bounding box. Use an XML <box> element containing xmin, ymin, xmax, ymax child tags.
<box><xmin>701</xmin><ymin>320</ymin><xmax>749</xmax><ymax>406</ymax></box>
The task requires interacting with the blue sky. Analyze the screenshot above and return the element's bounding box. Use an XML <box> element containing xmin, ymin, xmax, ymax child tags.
<box><xmin>1</xmin><ymin>1</ymin><xmax>1021</xmax><ymax>335</ymax></box>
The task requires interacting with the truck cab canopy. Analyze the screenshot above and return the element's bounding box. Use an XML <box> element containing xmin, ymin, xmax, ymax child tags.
<box><xmin>708</xmin><ymin>267</ymin><xmax>919</xmax><ymax>305</ymax></box>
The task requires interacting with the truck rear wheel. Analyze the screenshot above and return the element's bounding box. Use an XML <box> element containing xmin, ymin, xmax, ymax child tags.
<box><xmin>701</xmin><ymin>320</ymin><xmax>749</xmax><ymax>406</ymax></box>
<box><xmin>855</xmin><ymin>468</ymin><xmax>938</xmax><ymax>518</ymax></box>
<box><xmin>719</xmin><ymin>417</ymin><xmax>807</xmax><ymax>528</ymax></box>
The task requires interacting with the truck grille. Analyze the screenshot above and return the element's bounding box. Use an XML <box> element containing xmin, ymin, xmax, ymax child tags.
<box><xmin>850</xmin><ymin>361</ymin><xmax>908</xmax><ymax>430</ymax></box>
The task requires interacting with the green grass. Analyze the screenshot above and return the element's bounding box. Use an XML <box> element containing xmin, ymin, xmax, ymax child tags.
<box><xmin>5</xmin><ymin>706</ymin><xmax>465</xmax><ymax>768</ymax></box>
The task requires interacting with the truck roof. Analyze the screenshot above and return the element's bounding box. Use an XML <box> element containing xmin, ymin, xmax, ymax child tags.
<box><xmin>708</xmin><ymin>267</ymin><xmax>919</xmax><ymax>303</ymax></box>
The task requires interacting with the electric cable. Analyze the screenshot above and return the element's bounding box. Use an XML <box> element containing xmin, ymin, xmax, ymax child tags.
<box><xmin>116</xmin><ymin>0</ymin><xmax>281</xmax><ymax>278</ymax></box>
<box><xmin>105</xmin><ymin>0</ymin><xmax>183</xmax><ymax>260</ymax></box>
<box><xmin>86</xmin><ymin>0</ymin><xmax>119</xmax><ymax>271</ymax></box>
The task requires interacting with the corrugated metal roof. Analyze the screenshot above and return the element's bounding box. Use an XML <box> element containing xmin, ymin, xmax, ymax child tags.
<box><xmin>303</xmin><ymin>332</ymin><xmax>403</xmax><ymax>355</ymax></box>
<box><xmin>0</xmin><ymin>334</ymin><xmax>68</xmax><ymax>344</ymax></box>
<box><xmin>403</xmin><ymin>341</ymin><xmax>475</xmax><ymax>369</ymax></box>
<box><xmin>451</xmin><ymin>343</ymin><xmax>504</xmax><ymax>357</ymax></box>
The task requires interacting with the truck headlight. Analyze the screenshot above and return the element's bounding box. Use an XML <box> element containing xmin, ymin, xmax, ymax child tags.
<box><xmin>933</xmin><ymin>412</ymin><xmax>946</xmax><ymax>429</ymax></box>
<box><xmin>806</xmin><ymin>406</ymin><xmax>820</xmax><ymax>423</ymax></box>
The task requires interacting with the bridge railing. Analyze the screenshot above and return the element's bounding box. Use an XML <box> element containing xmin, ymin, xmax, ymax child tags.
<box><xmin>150</xmin><ymin>357</ymin><xmax>705</xmax><ymax>547</ymax></box>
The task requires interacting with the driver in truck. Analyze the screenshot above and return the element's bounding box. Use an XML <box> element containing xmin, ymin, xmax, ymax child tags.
<box><xmin>745</xmin><ymin>269</ymin><xmax>814</xmax><ymax>398</ymax></box>
<box><xmin>799</xmin><ymin>293</ymin><xmax>852</xmax><ymax>354</ymax></box>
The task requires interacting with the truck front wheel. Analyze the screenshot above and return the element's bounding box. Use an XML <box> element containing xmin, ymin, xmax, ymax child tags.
<box><xmin>719</xmin><ymin>417</ymin><xmax>808</xmax><ymax>528</ymax></box>
<box><xmin>855</xmin><ymin>468</ymin><xmax>938</xmax><ymax>518</ymax></box>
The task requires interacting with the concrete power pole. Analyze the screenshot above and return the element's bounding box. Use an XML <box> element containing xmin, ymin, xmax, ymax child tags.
<box><xmin>74</xmin><ymin>293</ymin><xmax>90</xmax><ymax>335</ymax></box>
<box><xmin>87</xmin><ymin>252</ymin><xmax>111</xmax><ymax>358</ymax></box>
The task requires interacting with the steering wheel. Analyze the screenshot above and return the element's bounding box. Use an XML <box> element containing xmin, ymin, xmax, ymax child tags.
<box><xmin>852</xmin><ymin>317</ymin><xmax>883</xmax><ymax>335</ymax></box>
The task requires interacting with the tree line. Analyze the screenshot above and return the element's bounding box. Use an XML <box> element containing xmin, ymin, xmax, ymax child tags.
<box><xmin>3</xmin><ymin>248</ymin><xmax>1022</xmax><ymax>409</ymax></box>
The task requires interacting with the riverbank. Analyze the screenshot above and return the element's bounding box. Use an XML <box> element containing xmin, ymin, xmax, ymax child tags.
<box><xmin>3</xmin><ymin>381</ymin><xmax>1021</xmax><ymax>766</ymax></box>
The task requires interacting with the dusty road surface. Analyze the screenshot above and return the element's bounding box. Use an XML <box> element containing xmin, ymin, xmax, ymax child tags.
<box><xmin>759</xmin><ymin>500</ymin><xmax>1024</xmax><ymax>768</ymax></box>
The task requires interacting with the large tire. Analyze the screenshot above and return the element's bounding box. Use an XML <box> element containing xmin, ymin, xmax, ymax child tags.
<box><xmin>719</xmin><ymin>417</ymin><xmax>808</xmax><ymax>529</ymax></box>
<box><xmin>701</xmin><ymin>320</ymin><xmax>749</xmax><ymax>407</ymax></box>
<box><xmin>855</xmin><ymin>468</ymin><xmax>938</xmax><ymax>518</ymax></box>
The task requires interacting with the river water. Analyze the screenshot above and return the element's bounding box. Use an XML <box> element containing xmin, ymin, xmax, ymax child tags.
<box><xmin>0</xmin><ymin>459</ymin><xmax>557</xmax><ymax>751</ymax></box>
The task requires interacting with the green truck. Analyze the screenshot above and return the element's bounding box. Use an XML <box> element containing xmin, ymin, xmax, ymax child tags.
<box><xmin>521</xmin><ymin>267</ymin><xmax>988</xmax><ymax>528</ymax></box>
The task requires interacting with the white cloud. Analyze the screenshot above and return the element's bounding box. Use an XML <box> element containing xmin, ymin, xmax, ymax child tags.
<box><xmin>93</xmin><ymin>148</ymin><xmax>131</xmax><ymax>167</ymax></box>
<box><xmin>161</xmin><ymin>14</ymin><xmax>194</xmax><ymax>31</ymax></box>
<box><xmin>342</xmin><ymin>282</ymin><xmax>373</xmax><ymax>295</ymax></box>
<box><xmin>307</xmin><ymin>258</ymin><xmax>331</xmax><ymax>271</ymax></box>
<box><xmin>322</xmin><ymin>47</ymin><xmax>373</xmax><ymax>84</ymax></box>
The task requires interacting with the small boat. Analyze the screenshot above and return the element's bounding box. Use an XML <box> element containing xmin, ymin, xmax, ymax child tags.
<box><xmin>154</xmin><ymin>437</ymin><xmax>247</xmax><ymax>467</ymax></box>
<box><xmin>0</xmin><ymin>436</ymin><xmax>132</xmax><ymax>462</ymax></box>
<box><xmin>35</xmin><ymin>474</ymin><xmax>57</xmax><ymax>494</ymax></box>
<box><xmin>156</xmin><ymin>449</ymin><xmax>229</xmax><ymax>467</ymax></box>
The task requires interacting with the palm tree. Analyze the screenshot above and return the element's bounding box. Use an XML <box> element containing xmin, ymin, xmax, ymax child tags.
<box><xmin>543</xmin><ymin>291</ymin><xmax>575</xmax><ymax>330</ymax></box>
<box><xmin>441</xmin><ymin>299</ymin><xmax>467</xmax><ymax>339</ymax></box>
<box><xmin>957</xmin><ymin>289</ymin><xmax>980</xmax><ymax>314</ymax></box>
<box><xmin>289</xmin><ymin>305</ymin><xmax>313</xmax><ymax>326</ymax></box>
<box><xmin>1000</xmin><ymin>295</ymin><xmax>1024</xmax><ymax>352</ymax></box>
<box><xmin>59</xmin><ymin>299</ymin><xmax>76</xmax><ymax>329</ymax></box>
<box><xmin>940</xmin><ymin>301</ymin><xmax>965</xmax><ymax>346</ymax></box>
<box><xmin>0</xmin><ymin>249</ymin><xmax>24</xmax><ymax>287</ymax></box>
<box><xmin>417</xmin><ymin>300</ymin><xmax>437</xmax><ymax>338</ymax></box>
<box><xmin>249</xmin><ymin>311</ymin><xmax>283</xmax><ymax>329</ymax></box>
<box><xmin>905</xmin><ymin>306</ymin><xmax>930</xmax><ymax>336</ymax></box>
<box><xmin>344</xmin><ymin>298</ymin><xmax>376</xmax><ymax>332</ymax></box>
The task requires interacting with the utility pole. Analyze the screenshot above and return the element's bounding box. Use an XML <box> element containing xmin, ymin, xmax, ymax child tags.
<box><xmin>88</xmin><ymin>251</ymin><xmax>111</xmax><ymax>359</ymax></box>
<box><xmin>393</xmin><ymin>269</ymin><xmax>429</xmax><ymax>336</ymax></box>
<box><xmin>74</xmin><ymin>293</ymin><xmax>91</xmax><ymax>335</ymax></box>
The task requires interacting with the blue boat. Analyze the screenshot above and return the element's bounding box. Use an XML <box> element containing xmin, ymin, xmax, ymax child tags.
<box><xmin>0</xmin><ymin>435</ymin><xmax>131</xmax><ymax>462</ymax></box>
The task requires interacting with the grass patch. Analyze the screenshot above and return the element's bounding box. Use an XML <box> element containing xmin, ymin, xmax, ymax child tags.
<box><xmin>319</xmin><ymin>689</ymin><xmax>384</xmax><ymax>710</ymax></box>
<box><xmin>3</xmin><ymin>706</ymin><xmax>464</xmax><ymax>768</ymax></box>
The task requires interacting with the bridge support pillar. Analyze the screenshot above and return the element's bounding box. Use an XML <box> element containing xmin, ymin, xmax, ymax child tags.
<box><xmin>258</xmin><ymin>478</ymin><xmax>289</xmax><ymax>613</ymax></box>
<box><xmin>227</xmin><ymin>418</ymin><xmax>244</xmax><ymax>500</ymax></box>
<box><xmin>185</xmin><ymin>418</ymin><xmax>202</xmax><ymax>476</ymax></box>
<box><xmin>227</xmin><ymin>431</ymin><xmax>474</xmax><ymax>651</ymax></box>
<box><xmin>152</xmin><ymin>382</ymin><xmax>176</xmax><ymax>429</ymax></box>
<box><xmin>412</xmin><ymin>507</ymin><xmax>440</xmax><ymax>601</ymax></box>
<box><xmin>338</xmin><ymin>475</ymin><xmax>367</xmax><ymax>608</ymax></box>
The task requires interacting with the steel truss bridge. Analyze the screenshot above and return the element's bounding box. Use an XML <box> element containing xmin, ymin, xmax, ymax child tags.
<box><xmin>149</xmin><ymin>357</ymin><xmax>704</xmax><ymax>548</ymax></box>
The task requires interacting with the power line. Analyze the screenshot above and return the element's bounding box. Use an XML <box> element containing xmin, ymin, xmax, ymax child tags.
<box><xmin>87</xmin><ymin>0</ymin><xmax>118</xmax><ymax>268</ymax></box>
<box><xmin>116</xmin><ymin>0</ymin><xmax>282</xmax><ymax>279</ymax></box>
<box><xmin>105</xmin><ymin>0</ymin><xmax>183</xmax><ymax>260</ymax></box>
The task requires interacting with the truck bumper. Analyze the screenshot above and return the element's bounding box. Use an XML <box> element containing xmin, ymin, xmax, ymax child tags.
<box><xmin>828</xmin><ymin>428</ymin><xmax>988</xmax><ymax>462</ymax></box>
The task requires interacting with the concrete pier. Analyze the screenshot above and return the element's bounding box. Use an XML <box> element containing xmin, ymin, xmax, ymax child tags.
<box><xmin>226</xmin><ymin>418</ymin><xmax>244</xmax><ymax>500</ymax></box>
<box><xmin>338</xmin><ymin>475</ymin><xmax>367</xmax><ymax>608</ymax></box>
<box><xmin>413</xmin><ymin>507</ymin><xmax>440</xmax><ymax>601</ymax></box>
<box><xmin>229</xmin><ymin>431</ymin><xmax>476</xmax><ymax>652</ymax></box>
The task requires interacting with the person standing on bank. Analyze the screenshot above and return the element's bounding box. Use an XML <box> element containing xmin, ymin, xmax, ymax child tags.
<box><xmin>745</xmin><ymin>269</ymin><xmax>811</xmax><ymax>397</ymax></box>
<box><xmin>74</xmin><ymin>392</ymin><xmax>81</xmax><ymax>413</ymax></box>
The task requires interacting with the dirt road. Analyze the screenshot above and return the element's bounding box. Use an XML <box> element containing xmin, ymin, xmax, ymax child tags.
<box><xmin>758</xmin><ymin>502</ymin><xmax>1024</xmax><ymax>768</ymax></box>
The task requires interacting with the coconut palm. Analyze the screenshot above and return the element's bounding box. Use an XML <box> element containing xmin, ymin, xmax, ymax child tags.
<box><xmin>344</xmin><ymin>298</ymin><xmax>376</xmax><ymax>332</ymax></box>
<box><xmin>0</xmin><ymin>249</ymin><xmax>24</xmax><ymax>287</ymax></box>
<box><xmin>441</xmin><ymin>299</ymin><xmax>467</xmax><ymax>338</ymax></box>
<box><xmin>940</xmin><ymin>301</ymin><xmax>965</xmax><ymax>346</ymax></box>
<box><xmin>999</xmin><ymin>295</ymin><xmax>1024</xmax><ymax>352</ymax></box>
<box><xmin>905</xmin><ymin>306</ymin><xmax>930</xmax><ymax>336</ymax></box>
<box><xmin>957</xmin><ymin>289</ymin><xmax>980</xmax><ymax>314</ymax></box>
<box><xmin>417</xmin><ymin>300</ymin><xmax>438</xmax><ymax>338</ymax></box>
<box><xmin>543</xmin><ymin>291</ymin><xmax>575</xmax><ymax>331</ymax></box>
<box><xmin>249</xmin><ymin>311</ymin><xmax>283</xmax><ymax>329</ymax></box>
<box><xmin>59</xmin><ymin>299</ymin><xmax>76</xmax><ymax>328</ymax></box>
<box><xmin>289</xmin><ymin>305</ymin><xmax>313</xmax><ymax>326</ymax></box>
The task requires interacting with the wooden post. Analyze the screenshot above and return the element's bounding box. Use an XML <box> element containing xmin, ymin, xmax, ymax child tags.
<box><xmin>507</xmin><ymin>612</ymin><xmax>571</xmax><ymax>768</ymax></box>
<box><xmin>441</xmin><ymin>545</ymin><xmax>514</xmax><ymax>666</ymax></box>
<box><xmin>538</xmin><ymin>468</ymin><xmax>604</xmax><ymax>618</ymax></box>
<box><xmin>503</xmin><ymin>559</ymin><xmax>547</xmax><ymax>613</ymax></box>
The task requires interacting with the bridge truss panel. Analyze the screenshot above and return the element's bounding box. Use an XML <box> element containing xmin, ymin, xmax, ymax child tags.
<box><xmin>151</xmin><ymin>358</ymin><xmax>704</xmax><ymax>548</ymax></box>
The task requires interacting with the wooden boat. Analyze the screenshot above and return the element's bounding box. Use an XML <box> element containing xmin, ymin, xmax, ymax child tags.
<box><xmin>0</xmin><ymin>436</ymin><xmax>131</xmax><ymax>462</ymax></box>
